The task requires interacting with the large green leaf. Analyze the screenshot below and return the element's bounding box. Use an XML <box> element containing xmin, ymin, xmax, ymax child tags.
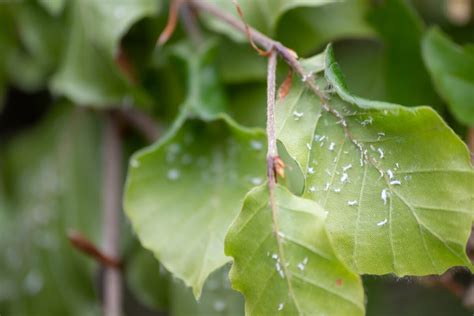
<box><xmin>422</xmin><ymin>28</ymin><xmax>474</xmax><ymax>126</ymax></box>
<box><xmin>276</xmin><ymin>46</ymin><xmax>474</xmax><ymax>275</ymax></box>
<box><xmin>0</xmin><ymin>105</ymin><xmax>102</xmax><ymax>315</ymax></box>
<box><xmin>50</xmin><ymin>0</ymin><xmax>158</xmax><ymax>106</ymax></box>
<box><xmin>203</xmin><ymin>0</ymin><xmax>339</xmax><ymax>41</ymax></box>
<box><xmin>124</xmin><ymin>115</ymin><xmax>267</xmax><ymax>297</ymax></box>
<box><xmin>225</xmin><ymin>184</ymin><xmax>365</xmax><ymax>316</ymax></box>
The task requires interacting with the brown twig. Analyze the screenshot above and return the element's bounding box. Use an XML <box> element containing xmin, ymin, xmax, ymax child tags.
<box><xmin>231</xmin><ymin>0</ymin><xmax>272</xmax><ymax>56</ymax></box>
<box><xmin>158</xmin><ymin>0</ymin><xmax>183</xmax><ymax>46</ymax></box>
<box><xmin>102</xmin><ymin>113</ymin><xmax>123</xmax><ymax>316</ymax></box>
<box><xmin>68</xmin><ymin>230</ymin><xmax>122</xmax><ymax>269</ymax></box>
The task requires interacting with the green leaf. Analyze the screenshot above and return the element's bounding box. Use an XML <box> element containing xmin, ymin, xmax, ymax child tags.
<box><xmin>276</xmin><ymin>46</ymin><xmax>474</xmax><ymax>276</ymax></box>
<box><xmin>367</xmin><ymin>0</ymin><xmax>441</xmax><ymax>108</ymax></box>
<box><xmin>422</xmin><ymin>28</ymin><xmax>474</xmax><ymax>126</ymax></box>
<box><xmin>0</xmin><ymin>105</ymin><xmax>102</xmax><ymax>315</ymax></box>
<box><xmin>204</xmin><ymin>0</ymin><xmax>338</xmax><ymax>41</ymax></box>
<box><xmin>124</xmin><ymin>115</ymin><xmax>267</xmax><ymax>297</ymax></box>
<box><xmin>225</xmin><ymin>184</ymin><xmax>365</xmax><ymax>316</ymax></box>
<box><xmin>277</xmin><ymin>0</ymin><xmax>374</xmax><ymax>56</ymax></box>
<box><xmin>38</xmin><ymin>0</ymin><xmax>66</xmax><ymax>16</ymax></box>
<box><xmin>50</xmin><ymin>0</ymin><xmax>158</xmax><ymax>106</ymax></box>
<box><xmin>170</xmin><ymin>40</ymin><xmax>228</xmax><ymax>119</ymax></box>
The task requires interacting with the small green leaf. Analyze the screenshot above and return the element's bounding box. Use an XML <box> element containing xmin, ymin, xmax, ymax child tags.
<box><xmin>422</xmin><ymin>28</ymin><xmax>474</xmax><ymax>126</ymax></box>
<box><xmin>204</xmin><ymin>0</ymin><xmax>338</xmax><ymax>41</ymax></box>
<box><xmin>277</xmin><ymin>0</ymin><xmax>374</xmax><ymax>56</ymax></box>
<box><xmin>50</xmin><ymin>0</ymin><xmax>158</xmax><ymax>106</ymax></box>
<box><xmin>124</xmin><ymin>116</ymin><xmax>266</xmax><ymax>297</ymax></box>
<box><xmin>276</xmin><ymin>46</ymin><xmax>474</xmax><ymax>276</ymax></box>
<box><xmin>225</xmin><ymin>184</ymin><xmax>365</xmax><ymax>316</ymax></box>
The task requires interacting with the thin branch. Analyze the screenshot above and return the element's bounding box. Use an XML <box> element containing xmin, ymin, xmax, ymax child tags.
<box><xmin>68</xmin><ymin>230</ymin><xmax>122</xmax><ymax>269</ymax></box>
<box><xmin>158</xmin><ymin>0</ymin><xmax>183</xmax><ymax>46</ymax></box>
<box><xmin>189</xmin><ymin>0</ymin><xmax>324</xmax><ymax>100</ymax></box>
<box><xmin>266</xmin><ymin>50</ymin><xmax>278</xmax><ymax>186</ymax></box>
<box><xmin>102</xmin><ymin>113</ymin><xmax>123</xmax><ymax>316</ymax></box>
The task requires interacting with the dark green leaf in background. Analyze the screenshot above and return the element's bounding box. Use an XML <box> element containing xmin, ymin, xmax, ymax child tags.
<box><xmin>422</xmin><ymin>28</ymin><xmax>474</xmax><ymax>126</ymax></box>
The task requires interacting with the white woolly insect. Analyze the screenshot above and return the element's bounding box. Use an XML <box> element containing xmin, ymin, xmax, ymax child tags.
<box><xmin>308</xmin><ymin>167</ymin><xmax>315</xmax><ymax>174</ymax></box>
<box><xmin>324</xmin><ymin>183</ymin><xmax>330</xmax><ymax>191</ymax></box>
<box><xmin>377</xmin><ymin>148</ymin><xmax>385</xmax><ymax>159</ymax></box>
<box><xmin>342</xmin><ymin>164</ymin><xmax>352</xmax><ymax>171</ymax></box>
<box><xmin>387</xmin><ymin>169</ymin><xmax>394</xmax><ymax>179</ymax></box>
<box><xmin>377</xmin><ymin>218</ymin><xmax>388</xmax><ymax>227</ymax></box>
<box><xmin>347</xmin><ymin>200</ymin><xmax>358</xmax><ymax>206</ymax></box>
<box><xmin>334</xmin><ymin>188</ymin><xmax>341</xmax><ymax>193</ymax></box>
<box><xmin>293</xmin><ymin>111</ymin><xmax>304</xmax><ymax>120</ymax></box>
<box><xmin>381</xmin><ymin>189</ymin><xmax>389</xmax><ymax>205</ymax></box>
<box><xmin>329</xmin><ymin>142</ymin><xmax>336</xmax><ymax>151</ymax></box>
<box><xmin>309</xmin><ymin>186</ymin><xmax>316</xmax><ymax>192</ymax></box>
<box><xmin>278</xmin><ymin>303</ymin><xmax>284</xmax><ymax>311</ymax></box>
<box><xmin>340</xmin><ymin>173</ymin><xmax>349</xmax><ymax>183</ymax></box>
<box><xmin>390</xmin><ymin>180</ymin><xmax>401</xmax><ymax>185</ymax></box>
<box><xmin>297</xmin><ymin>263</ymin><xmax>305</xmax><ymax>271</ymax></box>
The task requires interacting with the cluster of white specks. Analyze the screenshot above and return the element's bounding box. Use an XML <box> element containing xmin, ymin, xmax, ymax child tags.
<box><xmin>309</xmin><ymin>186</ymin><xmax>316</xmax><ymax>193</ymax></box>
<box><xmin>340</xmin><ymin>173</ymin><xmax>349</xmax><ymax>183</ymax></box>
<box><xmin>250</xmin><ymin>140</ymin><xmax>263</xmax><ymax>151</ymax></box>
<box><xmin>272</xmin><ymin>254</ymin><xmax>285</xmax><ymax>279</ymax></box>
<box><xmin>306</xmin><ymin>143</ymin><xmax>312</xmax><ymax>150</ymax></box>
<box><xmin>213</xmin><ymin>300</ymin><xmax>226</xmax><ymax>312</ymax></box>
<box><xmin>377</xmin><ymin>218</ymin><xmax>388</xmax><ymax>227</ymax></box>
<box><xmin>278</xmin><ymin>303</ymin><xmax>285</xmax><ymax>311</ymax></box>
<box><xmin>302</xmin><ymin>71</ymin><xmax>313</xmax><ymax>82</ymax></box>
<box><xmin>250</xmin><ymin>177</ymin><xmax>263</xmax><ymax>185</ymax></box>
<box><xmin>377</xmin><ymin>148</ymin><xmax>384</xmax><ymax>159</ymax></box>
<box><xmin>308</xmin><ymin>167</ymin><xmax>315</xmax><ymax>174</ymax></box>
<box><xmin>131</xmin><ymin>159</ymin><xmax>140</xmax><ymax>168</ymax></box>
<box><xmin>347</xmin><ymin>200</ymin><xmax>358</xmax><ymax>206</ymax></box>
<box><xmin>297</xmin><ymin>257</ymin><xmax>309</xmax><ymax>271</ymax></box>
<box><xmin>329</xmin><ymin>142</ymin><xmax>336</xmax><ymax>151</ymax></box>
<box><xmin>342</xmin><ymin>164</ymin><xmax>352</xmax><ymax>171</ymax></box>
<box><xmin>361</xmin><ymin>116</ymin><xmax>373</xmax><ymax>126</ymax></box>
<box><xmin>167</xmin><ymin>169</ymin><xmax>180</xmax><ymax>181</ymax></box>
<box><xmin>293</xmin><ymin>111</ymin><xmax>304</xmax><ymax>120</ymax></box>
<box><xmin>381</xmin><ymin>189</ymin><xmax>389</xmax><ymax>205</ymax></box>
